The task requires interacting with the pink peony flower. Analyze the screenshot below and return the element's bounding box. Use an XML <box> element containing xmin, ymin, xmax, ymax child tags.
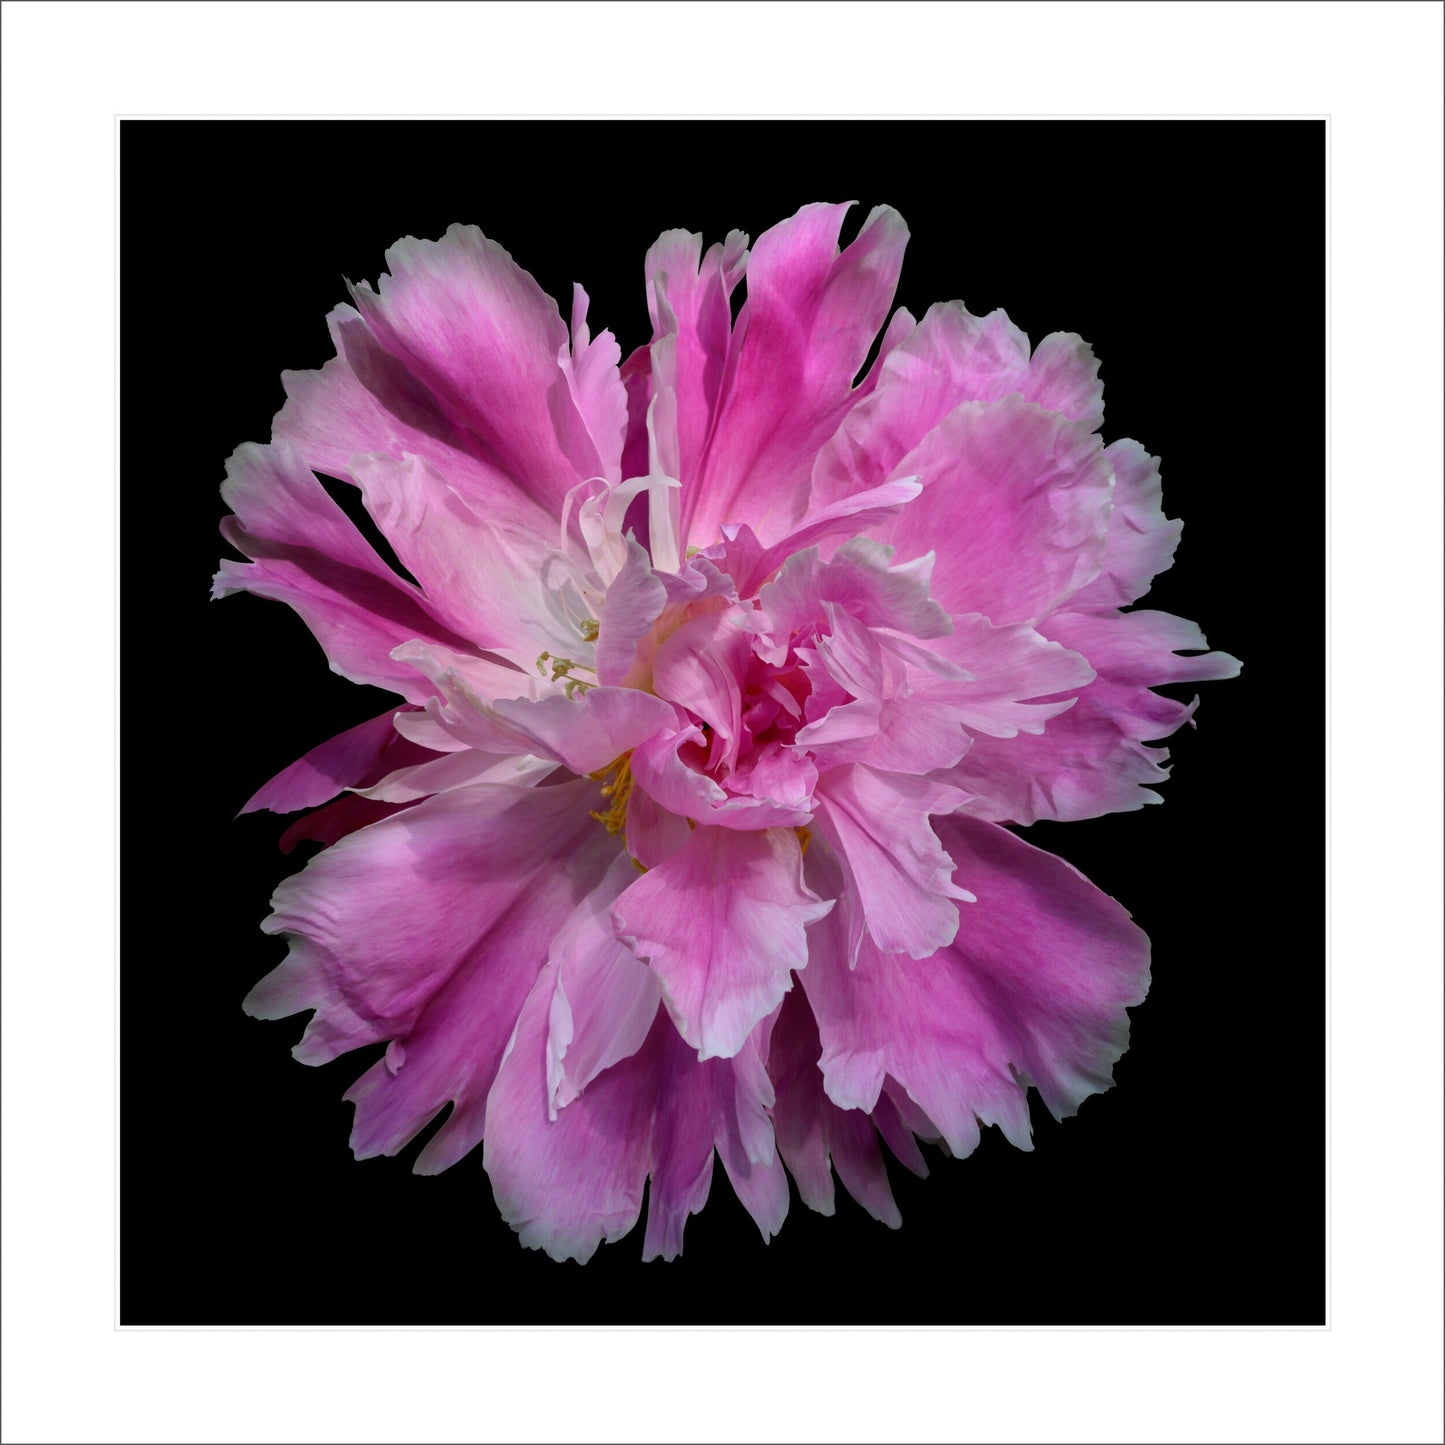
<box><xmin>216</xmin><ymin>202</ymin><xmax>1239</xmax><ymax>1262</ymax></box>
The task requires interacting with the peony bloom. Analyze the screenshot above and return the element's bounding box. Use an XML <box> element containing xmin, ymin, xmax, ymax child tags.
<box><xmin>217</xmin><ymin>202</ymin><xmax>1238</xmax><ymax>1263</ymax></box>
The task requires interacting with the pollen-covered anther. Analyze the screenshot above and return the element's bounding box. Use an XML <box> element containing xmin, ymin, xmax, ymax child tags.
<box><xmin>537</xmin><ymin>650</ymin><xmax>594</xmax><ymax>696</ymax></box>
<box><xmin>588</xmin><ymin>753</ymin><xmax>634</xmax><ymax>835</ymax></box>
<box><xmin>795</xmin><ymin>826</ymin><xmax>812</xmax><ymax>857</ymax></box>
<box><xmin>578</xmin><ymin>618</ymin><xmax>600</xmax><ymax>642</ymax></box>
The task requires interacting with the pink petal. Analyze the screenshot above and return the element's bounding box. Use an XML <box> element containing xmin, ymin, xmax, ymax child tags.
<box><xmin>487</xmin><ymin>687</ymin><xmax>678</xmax><ymax>776</ymax></box>
<box><xmin>629</xmin><ymin>724</ymin><xmax>813</xmax><ymax>831</ymax></box>
<box><xmin>348</xmin><ymin>450</ymin><xmax>583</xmax><ymax>664</ymax></box>
<box><xmin>801</xmin><ymin>817</ymin><xmax>1151</xmax><ymax>1157</ymax></box>
<box><xmin>213</xmin><ymin>442</ymin><xmax>476</xmax><ymax>701</ymax></box>
<box><xmin>871</xmin><ymin>397</ymin><xmax>1115</xmax><ymax>625</ymax></box>
<box><xmin>613</xmin><ymin>825</ymin><xmax>832</xmax><ymax>1061</ymax></box>
<box><xmin>484</xmin><ymin>996</ymin><xmax>787</xmax><ymax>1263</ymax></box>
<box><xmin>683</xmin><ymin>203</ymin><xmax>909</xmax><ymax>549</ymax></box>
<box><xmin>563</xmin><ymin>283</ymin><xmax>628</xmax><ymax>485</ymax></box>
<box><xmin>811</xmin><ymin>766</ymin><xmax>972</xmax><ymax>961</ymax></box>
<box><xmin>348</xmin><ymin>225</ymin><xmax>618</xmax><ymax>506</ymax></box>
<box><xmin>482</xmin><ymin>958</ymin><xmax>656</xmax><ymax>1263</ymax></box>
<box><xmin>244</xmin><ymin>778</ymin><xmax>613</xmax><ymax>1074</ymax></box>
<box><xmin>811</xmin><ymin>303</ymin><xmax>1103</xmax><ymax>505</ymax></box>
<box><xmin>274</xmin><ymin>305</ymin><xmax>556</xmax><ymax>539</ymax></box>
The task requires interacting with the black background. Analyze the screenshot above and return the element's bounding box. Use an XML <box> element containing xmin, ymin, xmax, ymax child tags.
<box><xmin>122</xmin><ymin>120</ymin><xmax>1323</xmax><ymax>1325</ymax></box>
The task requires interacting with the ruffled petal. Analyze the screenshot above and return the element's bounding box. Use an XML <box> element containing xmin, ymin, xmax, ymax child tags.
<box><xmin>812</xmin><ymin>302</ymin><xmax>1103</xmax><ymax>505</ymax></box>
<box><xmin>953</xmin><ymin>609</ymin><xmax>1241</xmax><ymax>824</ymax></box>
<box><xmin>546</xmin><ymin>853</ymin><xmax>664</xmax><ymax>1115</ymax></box>
<box><xmin>612</xmin><ymin>825</ymin><xmax>832</xmax><ymax>1061</ymax></box>
<box><xmin>273</xmin><ymin>305</ymin><xmax>557</xmax><ymax>540</ymax></box>
<box><xmin>811</xmin><ymin>765</ymin><xmax>972</xmax><ymax>961</ymax></box>
<box><xmin>348</xmin><ymin>224</ymin><xmax>617</xmax><ymax>507</ymax></box>
<box><xmin>871</xmin><ymin>397</ymin><xmax>1115</xmax><ymax>625</ymax></box>
<box><xmin>802</xmin><ymin>817</ymin><xmax>1151</xmax><ymax>1157</ymax></box>
<box><xmin>244</xmin><ymin>777</ymin><xmax>612</xmax><ymax>1081</ymax></box>
<box><xmin>1067</xmin><ymin>439</ymin><xmax>1184</xmax><ymax>610</ymax></box>
<box><xmin>482</xmin><ymin>956</ymin><xmax>656</xmax><ymax>1263</ymax></box>
<box><xmin>484</xmin><ymin>999</ymin><xmax>787</xmax><ymax>1263</ymax></box>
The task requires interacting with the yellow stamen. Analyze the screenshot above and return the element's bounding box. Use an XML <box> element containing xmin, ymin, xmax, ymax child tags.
<box><xmin>578</xmin><ymin>618</ymin><xmax>600</xmax><ymax>642</ymax></box>
<box><xmin>796</xmin><ymin>826</ymin><xmax>812</xmax><ymax>856</ymax></box>
<box><xmin>588</xmin><ymin>753</ymin><xmax>634</xmax><ymax>835</ymax></box>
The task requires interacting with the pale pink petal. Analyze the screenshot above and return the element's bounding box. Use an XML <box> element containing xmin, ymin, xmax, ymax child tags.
<box><xmin>811</xmin><ymin>301</ymin><xmax>1032</xmax><ymax>504</ymax></box>
<box><xmin>594</xmin><ymin>537</ymin><xmax>668</xmax><ymax>686</ymax></box>
<box><xmin>922</xmin><ymin>613</ymin><xmax>1096</xmax><ymax>739</ymax></box>
<box><xmin>563</xmin><ymin>283</ymin><xmax>629</xmax><ymax>485</ymax></box>
<box><xmin>213</xmin><ymin>442</ymin><xmax>475</xmax><ymax>701</ymax></box>
<box><xmin>482</xmin><ymin>957</ymin><xmax>656</xmax><ymax>1263</ymax></box>
<box><xmin>1018</xmin><ymin>331</ymin><xmax>1104</xmax><ymax>428</ymax></box>
<box><xmin>812</xmin><ymin>766</ymin><xmax>972</xmax><ymax>961</ymax></box>
<box><xmin>683</xmin><ymin>203</ymin><xmax>909</xmax><ymax>548</ymax></box>
<box><xmin>612</xmin><ymin>825</ymin><xmax>832</xmax><ymax>1061</ymax></box>
<box><xmin>486</xmin><ymin>686</ymin><xmax>678</xmax><ymax>776</ymax></box>
<box><xmin>546</xmin><ymin>853</ymin><xmax>664</xmax><ymax>1115</ymax></box>
<box><xmin>1068</xmin><ymin>439</ymin><xmax>1184</xmax><ymax>610</ymax></box>
<box><xmin>348</xmin><ymin>225</ymin><xmax>615</xmax><ymax>505</ymax></box>
<box><xmin>348</xmin><ymin>451</ymin><xmax>585</xmax><ymax>663</ymax></box>
<box><xmin>802</xmin><ymin>817</ymin><xmax>1150</xmax><ymax>1156</ymax></box>
<box><xmin>353</xmin><ymin>748</ymin><xmax>552</xmax><ymax>803</ymax></box>
<box><xmin>716</xmin><ymin>477</ymin><xmax>924</xmax><ymax>597</ymax></box>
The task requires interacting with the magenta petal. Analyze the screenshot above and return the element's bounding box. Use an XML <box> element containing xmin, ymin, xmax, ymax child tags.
<box><xmin>274</xmin><ymin>306</ymin><xmax>557</xmax><ymax>540</ymax></box>
<box><xmin>683</xmin><ymin>203</ymin><xmax>909</xmax><ymax>548</ymax></box>
<box><xmin>241</xmin><ymin>707</ymin><xmax>413</xmax><ymax>815</ymax></box>
<box><xmin>644</xmin><ymin>226</ymin><xmax>749</xmax><ymax>488</ymax></box>
<box><xmin>348</xmin><ymin>225</ymin><xmax>616</xmax><ymax>505</ymax></box>
<box><xmin>802</xmin><ymin>817</ymin><xmax>1150</xmax><ymax>1157</ymax></box>
<box><xmin>769</xmin><ymin>991</ymin><xmax>902</xmax><ymax>1227</ymax></box>
<box><xmin>613</xmin><ymin>825</ymin><xmax>832</xmax><ymax>1061</ymax></box>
